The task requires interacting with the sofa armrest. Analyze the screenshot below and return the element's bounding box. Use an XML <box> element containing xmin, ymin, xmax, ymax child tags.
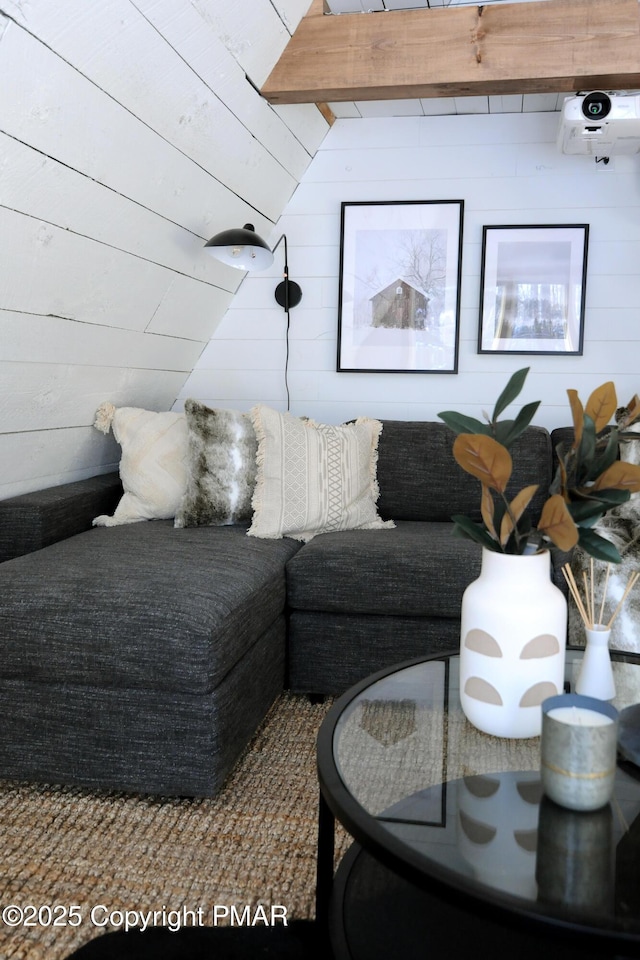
<box><xmin>0</xmin><ymin>473</ymin><xmax>123</xmax><ymax>562</ymax></box>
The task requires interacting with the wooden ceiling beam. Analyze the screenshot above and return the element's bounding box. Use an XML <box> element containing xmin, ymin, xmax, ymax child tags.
<box><xmin>262</xmin><ymin>0</ymin><xmax>640</xmax><ymax>104</ymax></box>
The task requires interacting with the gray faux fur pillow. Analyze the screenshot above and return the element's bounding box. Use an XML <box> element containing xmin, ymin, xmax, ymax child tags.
<box><xmin>174</xmin><ymin>400</ymin><xmax>258</xmax><ymax>528</ymax></box>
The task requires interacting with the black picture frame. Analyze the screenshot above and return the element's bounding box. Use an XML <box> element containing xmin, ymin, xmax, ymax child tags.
<box><xmin>337</xmin><ymin>199</ymin><xmax>464</xmax><ymax>373</ymax></box>
<box><xmin>478</xmin><ymin>224</ymin><xmax>589</xmax><ymax>355</ymax></box>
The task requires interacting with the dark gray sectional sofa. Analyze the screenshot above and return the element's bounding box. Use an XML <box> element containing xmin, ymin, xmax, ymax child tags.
<box><xmin>0</xmin><ymin>420</ymin><xmax>563</xmax><ymax>798</ymax></box>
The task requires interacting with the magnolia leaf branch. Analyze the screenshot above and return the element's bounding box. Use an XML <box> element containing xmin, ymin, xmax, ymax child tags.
<box><xmin>440</xmin><ymin>368</ymin><xmax>640</xmax><ymax>560</ymax></box>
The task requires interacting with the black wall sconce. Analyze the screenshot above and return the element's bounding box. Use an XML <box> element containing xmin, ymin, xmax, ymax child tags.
<box><xmin>204</xmin><ymin>223</ymin><xmax>302</xmax><ymax>410</ymax></box>
<box><xmin>204</xmin><ymin>223</ymin><xmax>302</xmax><ymax>311</ymax></box>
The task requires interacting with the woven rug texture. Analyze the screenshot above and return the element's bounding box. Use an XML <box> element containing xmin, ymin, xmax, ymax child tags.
<box><xmin>0</xmin><ymin>693</ymin><xmax>343</xmax><ymax>960</ymax></box>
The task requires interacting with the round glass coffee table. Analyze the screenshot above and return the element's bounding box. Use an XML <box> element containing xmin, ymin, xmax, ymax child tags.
<box><xmin>316</xmin><ymin>650</ymin><xmax>640</xmax><ymax>959</ymax></box>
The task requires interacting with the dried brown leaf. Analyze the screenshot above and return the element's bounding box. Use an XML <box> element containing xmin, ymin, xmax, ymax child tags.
<box><xmin>592</xmin><ymin>460</ymin><xmax>640</xmax><ymax>493</ymax></box>
<box><xmin>453</xmin><ymin>434</ymin><xmax>512</xmax><ymax>493</ymax></box>
<box><xmin>500</xmin><ymin>484</ymin><xmax>539</xmax><ymax>546</ymax></box>
<box><xmin>585</xmin><ymin>381</ymin><xmax>617</xmax><ymax>433</ymax></box>
<box><xmin>480</xmin><ymin>484</ymin><xmax>498</xmax><ymax>540</ymax></box>
<box><xmin>566</xmin><ymin>389</ymin><xmax>584</xmax><ymax>449</ymax></box>
<box><xmin>537</xmin><ymin>495</ymin><xmax>579</xmax><ymax>551</ymax></box>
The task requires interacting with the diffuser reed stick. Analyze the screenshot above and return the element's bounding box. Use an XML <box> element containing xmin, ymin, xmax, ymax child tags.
<box><xmin>598</xmin><ymin>564</ymin><xmax>611</xmax><ymax>626</ymax></box>
<box><xmin>562</xmin><ymin>562</ymin><xmax>639</xmax><ymax>630</ymax></box>
<box><xmin>562</xmin><ymin>565</ymin><xmax>590</xmax><ymax>627</ymax></box>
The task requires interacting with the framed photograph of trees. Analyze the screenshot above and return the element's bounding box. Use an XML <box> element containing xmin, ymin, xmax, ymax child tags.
<box><xmin>336</xmin><ymin>200</ymin><xmax>464</xmax><ymax>373</ymax></box>
<box><xmin>478</xmin><ymin>224</ymin><xmax>589</xmax><ymax>355</ymax></box>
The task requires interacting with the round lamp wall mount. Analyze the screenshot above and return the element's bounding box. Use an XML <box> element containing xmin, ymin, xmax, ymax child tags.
<box><xmin>204</xmin><ymin>223</ymin><xmax>302</xmax><ymax>311</ymax></box>
<box><xmin>272</xmin><ymin>233</ymin><xmax>302</xmax><ymax>311</ymax></box>
<box><xmin>274</xmin><ymin>278</ymin><xmax>302</xmax><ymax>310</ymax></box>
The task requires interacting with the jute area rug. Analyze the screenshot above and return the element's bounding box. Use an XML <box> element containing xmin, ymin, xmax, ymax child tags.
<box><xmin>0</xmin><ymin>693</ymin><xmax>347</xmax><ymax>960</ymax></box>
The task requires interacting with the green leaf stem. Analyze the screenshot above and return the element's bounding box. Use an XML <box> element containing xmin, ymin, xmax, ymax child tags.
<box><xmin>568</xmin><ymin>489</ymin><xmax>630</xmax><ymax>523</ymax></box>
<box><xmin>576</xmin><ymin>527</ymin><xmax>622</xmax><ymax>564</ymax></box>
<box><xmin>451</xmin><ymin>515</ymin><xmax>501</xmax><ymax>551</ymax></box>
<box><xmin>438</xmin><ymin>411</ymin><xmax>489</xmax><ymax>436</ymax></box>
<box><xmin>575</xmin><ymin>415</ymin><xmax>596</xmax><ymax>485</ymax></box>
<box><xmin>494</xmin><ymin>401</ymin><xmax>541</xmax><ymax>449</ymax></box>
<box><xmin>491</xmin><ymin>367</ymin><xmax>529</xmax><ymax>421</ymax></box>
<box><xmin>588</xmin><ymin>428</ymin><xmax>620</xmax><ymax>481</ymax></box>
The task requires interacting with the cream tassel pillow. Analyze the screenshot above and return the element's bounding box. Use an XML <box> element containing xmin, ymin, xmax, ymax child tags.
<box><xmin>248</xmin><ymin>405</ymin><xmax>395</xmax><ymax>542</ymax></box>
<box><xmin>93</xmin><ymin>402</ymin><xmax>188</xmax><ymax>526</ymax></box>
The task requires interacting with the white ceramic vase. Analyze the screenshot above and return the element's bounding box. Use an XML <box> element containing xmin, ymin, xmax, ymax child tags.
<box><xmin>459</xmin><ymin>547</ymin><xmax>567</xmax><ymax>738</ymax></box>
<box><xmin>575</xmin><ymin>626</ymin><xmax>615</xmax><ymax>700</ymax></box>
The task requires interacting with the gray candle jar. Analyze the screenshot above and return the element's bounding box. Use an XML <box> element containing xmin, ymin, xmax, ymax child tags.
<box><xmin>540</xmin><ymin>694</ymin><xmax>619</xmax><ymax>812</ymax></box>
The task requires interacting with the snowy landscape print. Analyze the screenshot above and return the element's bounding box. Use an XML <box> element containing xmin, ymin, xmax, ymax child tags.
<box><xmin>337</xmin><ymin>201</ymin><xmax>463</xmax><ymax>373</ymax></box>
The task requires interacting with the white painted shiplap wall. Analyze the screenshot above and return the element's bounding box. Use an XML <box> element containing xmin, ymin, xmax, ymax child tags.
<box><xmin>0</xmin><ymin>0</ymin><xmax>327</xmax><ymax>498</ymax></box>
<box><xmin>180</xmin><ymin>111</ymin><xmax>640</xmax><ymax>431</ymax></box>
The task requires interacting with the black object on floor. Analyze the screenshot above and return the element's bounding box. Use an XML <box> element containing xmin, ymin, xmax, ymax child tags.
<box><xmin>65</xmin><ymin>919</ymin><xmax>330</xmax><ymax>959</ymax></box>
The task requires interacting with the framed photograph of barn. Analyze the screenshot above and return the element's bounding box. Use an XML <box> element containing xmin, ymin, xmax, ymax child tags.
<box><xmin>337</xmin><ymin>200</ymin><xmax>464</xmax><ymax>373</ymax></box>
<box><xmin>478</xmin><ymin>224</ymin><xmax>589</xmax><ymax>355</ymax></box>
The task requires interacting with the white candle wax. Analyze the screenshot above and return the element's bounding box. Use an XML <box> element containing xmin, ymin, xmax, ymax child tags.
<box><xmin>546</xmin><ymin>706</ymin><xmax>613</xmax><ymax>727</ymax></box>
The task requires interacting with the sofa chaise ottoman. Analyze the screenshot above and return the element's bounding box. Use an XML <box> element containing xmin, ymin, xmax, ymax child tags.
<box><xmin>0</xmin><ymin>488</ymin><xmax>300</xmax><ymax>797</ymax></box>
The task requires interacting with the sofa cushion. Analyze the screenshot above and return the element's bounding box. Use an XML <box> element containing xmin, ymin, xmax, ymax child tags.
<box><xmin>174</xmin><ymin>400</ymin><xmax>257</xmax><ymax>528</ymax></box>
<box><xmin>286</xmin><ymin>520</ymin><xmax>483</xmax><ymax>619</ymax></box>
<box><xmin>376</xmin><ymin>421</ymin><xmax>553</xmax><ymax>524</ymax></box>
<box><xmin>248</xmin><ymin>405</ymin><xmax>394</xmax><ymax>542</ymax></box>
<box><xmin>92</xmin><ymin>403</ymin><xmax>188</xmax><ymax>526</ymax></box>
<box><xmin>0</xmin><ymin>522</ymin><xmax>301</xmax><ymax>695</ymax></box>
<box><xmin>287</xmin><ymin>611</ymin><xmax>461</xmax><ymax>695</ymax></box>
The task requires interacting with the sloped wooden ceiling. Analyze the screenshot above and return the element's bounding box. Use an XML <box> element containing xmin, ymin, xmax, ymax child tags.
<box><xmin>262</xmin><ymin>0</ymin><xmax>640</xmax><ymax>104</ymax></box>
<box><xmin>0</xmin><ymin>0</ymin><xmax>327</xmax><ymax>499</ymax></box>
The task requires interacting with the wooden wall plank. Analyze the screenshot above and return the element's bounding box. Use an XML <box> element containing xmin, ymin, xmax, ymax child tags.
<box><xmin>0</xmin><ymin>313</ymin><xmax>203</xmax><ymax>369</ymax></box>
<box><xmin>270</xmin><ymin>0</ymin><xmax>314</xmax><ymax>31</ymax></box>
<box><xmin>0</xmin><ymin>429</ymin><xmax>121</xmax><ymax>499</ymax></box>
<box><xmin>272</xmin><ymin>104</ymin><xmax>330</xmax><ymax>153</ymax></box>
<box><xmin>175</xmin><ymin>367</ymin><xmax>289</xmax><ymax>407</ymax></box>
<box><xmin>304</xmin><ymin>141</ymin><xmax>518</xmax><ymax>183</ymax></box>
<box><xmin>0</xmin><ymin>0</ymin><xmax>326</xmax><ymax>498</ymax></box>
<box><xmin>193</xmin><ymin>339</ymin><xmax>287</xmax><ymax>371</ymax></box>
<box><xmin>2</xmin><ymin>0</ymin><xmax>297</xmax><ymax>221</ymax></box>
<box><xmin>0</xmin><ymin>363</ymin><xmax>188</xmax><ymax>432</ymax></box>
<box><xmin>0</xmin><ymin>21</ymin><xmax>274</xmax><ymax>263</ymax></box>
<box><xmin>131</xmin><ymin>0</ymin><xmax>324</xmax><ymax>179</ymax></box>
<box><xmin>0</xmin><ymin>208</ymin><xmax>175</xmax><ymax>330</ymax></box>
<box><xmin>145</xmin><ymin>278</ymin><xmax>235</xmax><ymax>341</ymax></box>
<box><xmin>187</xmin><ymin>0</ymin><xmax>296</xmax><ymax>88</ymax></box>
<box><xmin>0</xmin><ymin>133</ymin><xmax>236</xmax><ymax>291</ymax></box>
<box><xmin>262</xmin><ymin>0</ymin><xmax>640</xmax><ymax>103</ymax></box>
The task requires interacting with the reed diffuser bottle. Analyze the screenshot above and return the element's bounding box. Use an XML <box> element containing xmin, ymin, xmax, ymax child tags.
<box><xmin>564</xmin><ymin>561</ymin><xmax>639</xmax><ymax>701</ymax></box>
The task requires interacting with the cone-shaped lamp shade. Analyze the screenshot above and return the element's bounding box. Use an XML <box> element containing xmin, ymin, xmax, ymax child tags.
<box><xmin>204</xmin><ymin>223</ymin><xmax>274</xmax><ymax>271</ymax></box>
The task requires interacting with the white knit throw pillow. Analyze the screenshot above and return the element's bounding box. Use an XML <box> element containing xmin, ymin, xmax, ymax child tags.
<box><xmin>247</xmin><ymin>405</ymin><xmax>394</xmax><ymax>542</ymax></box>
<box><xmin>92</xmin><ymin>403</ymin><xmax>188</xmax><ymax>526</ymax></box>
